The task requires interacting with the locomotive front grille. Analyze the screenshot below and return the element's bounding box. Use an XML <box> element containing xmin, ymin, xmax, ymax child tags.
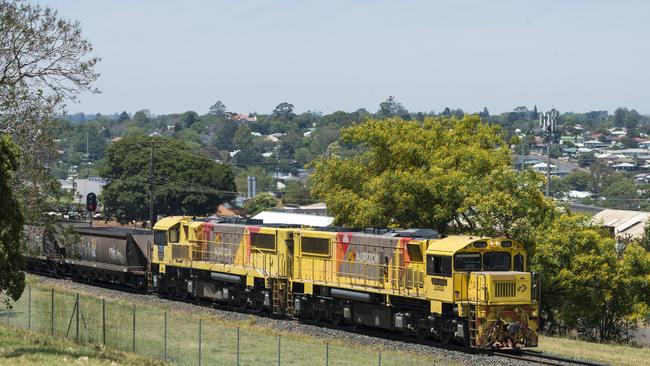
<box><xmin>494</xmin><ymin>281</ymin><xmax>516</xmax><ymax>298</ymax></box>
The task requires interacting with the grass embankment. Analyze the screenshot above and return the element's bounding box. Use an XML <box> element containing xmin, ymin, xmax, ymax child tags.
<box><xmin>5</xmin><ymin>277</ymin><xmax>451</xmax><ymax>366</ymax></box>
<box><xmin>538</xmin><ymin>335</ymin><xmax>649</xmax><ymax>366</ymax></box>
<box><xmin>0</xmin><ymin>323</ymin><xmax>165</xmax><ymax>366</ymax></box>
<box><xmin>11</xmin><ymin>277</ymin><xmax>647</xmax><ymax>366</ymax></box>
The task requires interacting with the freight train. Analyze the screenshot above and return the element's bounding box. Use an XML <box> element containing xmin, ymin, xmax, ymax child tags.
<box><xmin>26</xmin><ymin>217</ymin><xmax>540</xmax><ymax>349</ymax></box>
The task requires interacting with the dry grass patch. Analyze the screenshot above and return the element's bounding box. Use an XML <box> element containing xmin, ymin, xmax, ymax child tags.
<box><xmin>538</xmin><ymin>335</ymin><xmax>649</xmax><ymax>366</ymax></box>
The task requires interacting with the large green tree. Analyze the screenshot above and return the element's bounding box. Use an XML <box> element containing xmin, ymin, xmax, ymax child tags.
<box><xmin>99</xmin><ymin>136</ymin><xmax>236</xmax><ymax>223</ymax></box>
<box><xmin>311</xmin><ymin>115</ymin><xmax>552</xmax><ymax>236</ymax></box>
<box><xmin>528</xmin><ymin>214</ymin><xmax>650</xmax><ymax>341</ymax></box>
<box><xmin>0</xmin><ymin>0</ymin><xmax>99</xmax><ymax>222</ymax></box>
<box><xmin>0</xmin><ymin>136</ymin><xmax>25</xmax><ymax>302</ymax></box>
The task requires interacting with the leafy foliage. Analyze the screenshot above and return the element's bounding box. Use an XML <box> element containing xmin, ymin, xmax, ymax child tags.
<box><xmin>526</xmin><ymin>214</ymin><xmax>650</xmax><ymax>341</ymax></box>
<box><xmin>0</xmin><ymin>0</ymin><xmax>99</xmax><ymax>222</ymax></box>
<box><xmin>0</xmin><ymin>136</ymin><xmax>25</xmax><ymax>302</ymax></box>
<box><xmin>243</xmin><ymin>193</ymin><xmax>277</xmax><ymax>216</ymax></box>
<box><xmin>282</xmin><ymin>181</ymin><xmax>311</xmax><ymax>205</ymax></box>
<box><xmin>208</xmin><ymin>100</ymin><xmax>228</xmax><ymax>118</ymax></box>
<box><xmin>311</xmin><ymin>115</ymin><xmax>552</xmax><ymax>236</ymax></box>
<box><xmin>377</xmin><ymin>96</ymin><xmax>409</xmax><ymax>120</ymax></box>
<box><xmin>98</xmin><ymin>136</ymin><xmax>236</xmax><ymax>223</ymax></box>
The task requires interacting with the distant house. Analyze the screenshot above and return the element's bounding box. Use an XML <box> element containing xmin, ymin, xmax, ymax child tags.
<box><xmin>568</xmin><ymin>190</ymin><xmax>591</xmax><ymax>199</ymax></box>
<box><xmin>608</xmin><ymin>148</ymin><xmax>650</xmax><ymax>159</ymax></box>
<box><xmin>559</xmin><ymin>135</ymin><xmax>584</xmax><ymax>145</ymax></box>
<box><xmin>584</xmin><ymin>140</ymin><xmax>608</xmax><ymax>149</ymax></box>
<box><xmin>562</xmin><ymin>147</ymin><xmax>578</xmax><ymax>157</ymax></box>
<box><xmin>612</xmin><ymin>162</ymin><xmax>637</xmax><ymax>172</ymax></box>
<box><xmin>232</xmin><ymin>113</ymin><xmax>257</xmax><ymax>125</ymax></box>
<box><xmin>59</xmin><ymin>177</ymin><xmax>107</xmax><ymax>205</ymax></box>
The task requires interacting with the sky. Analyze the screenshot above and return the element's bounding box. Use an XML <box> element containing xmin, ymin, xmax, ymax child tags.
<box><xmin>37</xmin><ymin>0</ymin><xmax>650</xmax><ymax>116</ymax></box>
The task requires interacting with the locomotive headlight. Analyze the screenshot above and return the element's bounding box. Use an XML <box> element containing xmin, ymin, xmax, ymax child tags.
<box><xmin>531</xmin><ymin>309</ymin><xmax>539</xmax><ymax>318</ymax></box>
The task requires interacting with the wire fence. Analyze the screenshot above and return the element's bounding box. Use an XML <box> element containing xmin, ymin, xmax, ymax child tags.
<box><xmin>0</xmin><ymin>285</ymin><xmax>438</xmax><ymax>366</ymax></box>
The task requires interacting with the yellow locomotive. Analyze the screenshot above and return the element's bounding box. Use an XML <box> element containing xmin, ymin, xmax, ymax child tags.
<box><xmin>151</xmin><ymin>216</ymin><xmax>539</xmax><ymax>349</ymax></box>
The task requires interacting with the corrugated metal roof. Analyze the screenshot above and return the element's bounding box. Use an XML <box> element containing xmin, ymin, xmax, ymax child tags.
<box><xmin>592</xmin><ymin>209</ymin><xmax>650</xmax><ymax>239</ymax></box>
<box><xmin>252</xmin><ymin>211</ymin><xmax>334</xmax><ymax>227</ymax></box>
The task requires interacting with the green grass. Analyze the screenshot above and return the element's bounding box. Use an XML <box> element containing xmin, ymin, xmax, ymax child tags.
<box><xmin>0</xmin><ymin>323</ymin><xmax>166</xmax><ymax>366</ymax></box>
<box><xmin>3</xmin><ymin>278</ymin><xmax>452</xmax><ymax>366</ymax></box>
<box><xmin>12</xmin><ymin>277</ymin><xmax>646</xmax><ymax>366</ymax></box>
<box><xmin>538</xmin><ymin>335</ymin><xmax>649</xmax><ymax>366</ymax></box>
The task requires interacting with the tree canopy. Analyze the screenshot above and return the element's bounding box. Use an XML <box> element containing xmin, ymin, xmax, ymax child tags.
<box><xmin>0</xmin><ymin>136</ymin><xmax>25</xmax><ymax>302</ymax></box>
<box><xmin>0</xmin><ymin>0</ymin><xmax>99</xmax><ymax>221</ymax></box>
<box><xmin>311</xmin><ymin>115</ymin><xmax>553</xmax><ymax>236</ymax></box>
<box><xmin>99</xmin><ymin>136</ymin><xmax>236</xmax><ymax>223</ymax></box>
<box><xmin>528</xmin><ymin>214</ymin><xmax>650</xmax><ymax>341</ymax></box>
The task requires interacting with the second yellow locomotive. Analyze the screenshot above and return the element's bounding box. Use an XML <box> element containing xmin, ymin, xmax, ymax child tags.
<box><xmin>151</xmin><ymin>216</ymin><xmax>539</xmax><ymax>349</ymax></box>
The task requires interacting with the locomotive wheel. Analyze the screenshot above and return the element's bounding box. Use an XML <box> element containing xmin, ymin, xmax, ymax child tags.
<box><xmin>252</xmin><ymin>296</ymin><xmax>264</xmax><ymax>312</ymax></box>
<box><xmin>238</xmin><ymin>295</ymin><xmax>249</xmax><ymax>310</ymax></box>
<box><xmin>416</xmin><ymin>325</ymin><xmax>429</xmax><ymax>342</ymax></box>
<box><xmin>312</xmin><ymin>309</ymin><xmax>322</xmax><ymax>323</ymax></box>
<box><xmin>330</xmin><ymin>311</ymin><xmax>342</xmax><ymax>326</ymax></box>
<box><xmin>439</xmin><ymin>331</ymin><xmax>452</xmax><ymax>345</ymax></box>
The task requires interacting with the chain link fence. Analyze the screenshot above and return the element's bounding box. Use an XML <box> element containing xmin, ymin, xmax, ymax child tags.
<box><xmin>0</xmin><ymin>285</ymin><xmax>439</xmax><ymax>366</ymax></box>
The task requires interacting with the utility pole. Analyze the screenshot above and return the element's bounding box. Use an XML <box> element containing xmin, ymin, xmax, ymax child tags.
<box><xmin>139</xmin><ymin>139</ymin><xmax>165</xmax><ymax>229</ymax></box>
<box><xmin>540</xmin><ymin>109</ymin><xmax>559</xmax><ymax>197</ymax></box>
<box><xmin>150</xmin><ymin>141</ymin><xmax>154</xmax><ymax>229</ymax></box>
<box><xmin>86</xmin><ymin>131</ymin><xmax>90</xmax><ymax>177</ymax></box>
<box><xmin>520</xmin><ymin>134</ymin><xmax>526</xmax><ymax>172</ymax></box>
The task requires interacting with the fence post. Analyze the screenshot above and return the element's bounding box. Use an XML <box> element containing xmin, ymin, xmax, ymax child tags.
<box><xmin>132</xmin><ymin>304</ymin><xmax>136</xmax><ymax>352</ymax></box>
<box><xmin>76</xmin><ymin>293</ymin><xmax>80</xmax><ymax>343</ymax></box>
<box><xmin>102</xmin><ymin>299</ymin><xmax>106</xmax><ymax>346</ymax></box>
<box><xmin>28</xmin><ymin>285</ymin><xmax>31</xmax><ymax>330</ymax></box>
<box><xmin>51</xmin><ymin>288</ymin><xmax>54</xmax><ymax>336</ymax></box>
<box><xmin>378</xmin><ymin>350</ymin><xmax>382</xmax><ymax>366</ymax></box>
<box><xmin>277</xmin><ymin>335</ymin><xmax>281</xmax><ymax>366</ymax></box>
<box><xmin>198</xmin><ymin>319</ymin><xmax>202</xmax><ymax>366</ymax></box>
<box><xmin>164</xmin><ymin>311</ymin><xmax>167</xmax><ymax>362</ymax></box>
<box><xmin>325</xmin><ymin>343</ymin><xmax>329</xmax><ymax>366</ymax></box>
<box><xmin>236</xmin><ymin>327</ymin><xmax>240</xmax><ymax>366</ymax></box>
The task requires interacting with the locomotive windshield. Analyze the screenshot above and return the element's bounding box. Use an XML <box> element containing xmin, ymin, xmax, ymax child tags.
<box><xmin>483</xmin><ymin>252</ymin><xmax>511</xmax><ymax>271</ymax></box>
<box><xmin>454</xmin><ymin>252</ymin><xmax>513</xmax><ymax>271</ymax></box>
<box><xmin>454</xmin><ymin>253</ymin><xmax>481</xmax><ymax>271</ymax></box>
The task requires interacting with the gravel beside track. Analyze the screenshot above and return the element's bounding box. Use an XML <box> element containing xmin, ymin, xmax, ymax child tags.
<box><xmin>31</xmin><ymin>275</ymin><xmax>533</xmax><ymax>365</ymax></box>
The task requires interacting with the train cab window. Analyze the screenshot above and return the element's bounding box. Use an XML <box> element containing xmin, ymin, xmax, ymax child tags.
<box><xmin>454</xmin><ymin>253</ymin><xmax>481</xmax><ymax>271</ymax></box>
<box><xmin>514</xmin><ymin>253</ymin><xmax>525</xmax><ymax>272</ymax></box>
<box><xmin>154</xmin><ymin>230</ymin><xmax>167</xmax><ymax>246</ymax></box>
<box><xmin>301</xmin><ymin>237</ymin><xmax>330</xmax><ymax>256</ymax></box>
<box><xmin>407</xmin><ymin>244</ymin><xmax>423</xmax><ymax>262</ymax></box>
<box><xmin>251</xmin><ymin>233</ymin><xmax>276</xmax><ymax>251</ymax></box>
<box><xmin>483</xmin><ymin>252</ymin><xmax>511</xmax><ymax>271</ymax></box>
<box><xmin>426</xmin><ymin>255</ymin><xmax>452</xmax><ymax>276</ymax></box>
<box><xmin>169</xmin><ymin>225</ymin><xmax>180</xmax><ymax>243</ymax></box>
